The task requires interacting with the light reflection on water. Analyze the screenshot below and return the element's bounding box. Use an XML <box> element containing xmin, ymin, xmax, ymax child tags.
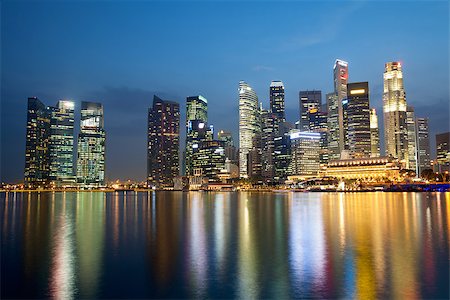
<box><xmin>1</xmin><ymin>191</ymin><xmax>449</xmax><ymax>299</ymax></box>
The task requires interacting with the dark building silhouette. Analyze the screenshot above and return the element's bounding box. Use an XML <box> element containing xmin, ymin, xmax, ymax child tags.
<box><xmin>24</xmin><ymin>97</ymin><xmax>51</xmax><ymax>187</ymax></box>
<box><xmin>147</xmin><ymin>96</ymin><xmax>180</xmax><ymax>187</ymax></box>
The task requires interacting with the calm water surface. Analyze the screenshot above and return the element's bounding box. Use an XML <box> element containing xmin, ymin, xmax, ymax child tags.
<box><xmin>1</xmin><ymin>191</ymin><xmax>449</xmax><ymax>299</ymax></box>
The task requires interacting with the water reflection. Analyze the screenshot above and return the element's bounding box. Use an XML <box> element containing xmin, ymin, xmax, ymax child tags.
<box><xmin>0</xmin><ymin>191</ymin><xmax>448</xmax><ymax>299</ymax></box>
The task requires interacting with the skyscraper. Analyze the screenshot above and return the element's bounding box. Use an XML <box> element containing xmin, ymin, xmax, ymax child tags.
<box><xmin>24</xmin><ymin>97</ymin><xmax>51</xmax><ymax>188</ymax></box>
<box><xmin>239</xmin><ymin>81</ymin><xmax>260</xmax><ymax>178</ymax></box>
<box><xmin>270</xmin><ymin>81</ymin><xmax>285</xmax><ymax>123</ymax></box>
<box><xmin>370</xmin><ymin>108</ymin><xmax>380</xmax><ymax>157</ymax></box>
<box><xmin>333</xmin><ymin>59</ymin><xmax>348</xmax><ymax>155</ymax></box>
<box><xmin>307</xmin><ymin>108</ymin><xmax>328</xmax><ymax>165</ymax></box>
<box><xmin>76</xmin><ymin>101</ymin><xmax>106</xmax><ymax>188</ymax></box>
<box><xmin>436</xmin><ymin>132</ymin><xmax>450</xmax><ymax>173</ymax></box>
<box><xmin>192</xmin><ymin>140</ymin><xmax>226</xmax><ymax>182</ymax></box>
<box><xmin>260</xmin><ymin>109</ymin><xmax>278</xmax><ymax>181</ymax></box>
<box><xmin>327</xmin><ymin>92</ymin><xmax>340</xmax><ymax>160</ymax></box>
<box><xmin>344</xmin><ymin>82</ymin><xmax>371</xmax><ymax>158</ymax></box>
<box><xmin>406</xmin><ymin>106</ymin><xmax>417</xmax><ymax>172</ymax></box>
<box><xmin>218</xmin><ymin>130</ymin><xmax>238</xmax><ymax>165</ymax></box>
<box><xmin>147</xmin><ymin>96</ymin><xmax>180</xmax><ymax>187</ymax></box>
<box><xmin>415</xmin><ymin>117</ymin><xmax>431</xmax><ymax>175</ymax></box>
<box><xmin>185</xmin><ymin>95</ymin><xmax>208</xmax><ymax>176</ymax></box>
<box><xmin>383</xmin><ymin>62</ymin><xmax>409</xmax><ymax>166</ymax></box>
<box><xmin>299</xmin><ymin>90</ymin><xmax>322</xmax><ymax>130</ymax></box>
<box><xmin>49</xmin><ymin>100</ymin><xmax>75</xmax><ymax>186</ymax></box>
<box><xmin>288</xmin><ymin>131</ymin><xmax>321</xmax><ymax>178</ymax></box>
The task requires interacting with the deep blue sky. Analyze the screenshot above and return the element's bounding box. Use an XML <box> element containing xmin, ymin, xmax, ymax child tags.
<box><xmin>1</xmin><ymin>0</ymin><xmax>449</xmax><ymax>183</ymax></box>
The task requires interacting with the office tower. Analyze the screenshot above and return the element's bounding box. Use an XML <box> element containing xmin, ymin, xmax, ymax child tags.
<box><xmin>406</xmin><ymin>106</ymin><xmax>417</xmax><ymax>171</ymax></box>
<box><xmin>147</xmin><ymin>96</ymin><xmax>180</xmax><ymax>187</ymax></box>
<box><xmin>299</xmin><ymin>90</ymin><xmax>322</xmax><ymax>130</ymax></box>
<box><xmin>239</xmin><ymin>81</ymin><xmax>260</xmax><ymax>178</ymax></box>
<box><xmin>218</xmin><ymin>130</ymin><xmax>238</xmax><ymax>164</ymax></box>
<box><xmin>307</xmin><ymin>108</ymin><xmax>328</xmax><ymax>165</ymax></box>
<box><xmin>436</xmin><ymin>132</ymin><xmax>450</xmax><ymax>172</ymax></box>
<box><xmin>260</xmin><ymin>109</ymin><xmax>278</xmax><ymax>181</ymax></box>
<box><xmin>24</xmin><ymin>97</ymin><xmax>51</xmax><ymax>187</ymax></box>
<box><xmin>186</xmin><ymin>95</ymin><xmax>207</xmax><ymax>123</ymax></box>
<box><xmin>288</xmin><ymin>131</ymin><xmax>321</xmax><ymax>178</ymax></box>
<box><xmin>273</xmin><ymin>122</ymin><xmax>293</xmax><ymax>182</ymax></box>
<box><xmin>185</xmin><ymin>95</ymin><xmax>208</xmax><ymax>176</ymax></box>
<box><xmin>327</xmin><ymin>92</ymin><xmax>340</xmax><ymax>160</ymax></box>
<box><xmin>248</xmin><ymin>133</ymin><xmax>263</xmax><ymax>180</ymax></box>
<box><xmin>383</xmin><ymin>62</ymin><xmax>409</xmax><ymax>166</ymax></box>
<box><xmin>48</xmin><ymin>100</ymin><xmax>75</xmax><ymax>186</ymax></box>
<box><xmin>344</xmin><ymin>82</ymin><xmax>371</xmax><ymax>158</ymax></box>
<box><xmin>415</xmin><ymin>117</ymin><xmax>431</xmax><ymax>175</ymax></box>
<box><xmin>270</xmin><ymin>80</ymin><xmax>285</xmax><ymax>123</ymax></box>
<box><xmin>370</xmin><ymin>108</ymin><xmax>380</xmax><ymax>157</ymax></box>
<box><xmin>192</xmin><ymin>140</ymin><xmax>225</xmax><ymax>182</ymax></box>
<box><xmin>333</xmin><ymin>59</ymin><xmax>348</xmax><ymax>154</ymax></box>
<box><xmin>77</xmin><ymin>102</ymin><xmax>106</xmax><ymax>188</ymax></box>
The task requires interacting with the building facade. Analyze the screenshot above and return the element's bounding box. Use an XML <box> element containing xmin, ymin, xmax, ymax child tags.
<box><xmin>307</xmin><ymin>108</ymin><xmax>328</xmax><ymax>165</ymax></box>
<box><xmin>239</xmin><ymin>81</ymin><xmax>260</xmax><ymax>178</ymax></box>
<box><xmin>192</xmin><ymin>140</ymin><xmax>226</xmax><ymax>183</ymax></box>
<box><xmin>370</xmin><ymin>108</ymin><xmax>380</xmax><ymax>157</ymax></box>
<box><xmin>415</xmin><ymin>117</ymin><xmax>431</xmax><ymax>175</ymax></box>
<box><xmin>76</xmin><ymin>102</ymin><xmax>106</xmax><ymax>188</ymax></box>
<box><xmin>344</xmin><ymin>82</ymin><xmax>371</xmax><ymax>158</ymax></box>
<box><xmin>49</xmin><ymin>100</ymin><xmax>75</xmax><ymax>186</ymax></box>
<box><xmin>270</xmin><ymin>80</ymin><xmax>285</xmax><ymax>123</ymax></box>
<box><xmin>288</xmin><ymin>131</ymin><xmax>321</xmax><ymax>179</ymax></box>
<box><xmin>436</xmin><ymin>132</ymin><xmax>450</xmax><ymax>173</ymax></box>
<box><xmin>147</xmin><ymin>96</ymin><xmax>180</xmax><ymax>187</ymax></box>
<box><xmin>383</xmin><ymin>62</ymin><xmax>409</xmax><ymax>167</ymax></box>
<box><xmin>24</xmin><ymin>97</ymin><xmax>51</xmax><ymax>187</ymax></box>
<box><xmin>185</xmin><ymin>95</ymin><xmax>208</xmax><ymax>176</ymax></box>
<box><xmin>333</xmin><ymin>59</ymin><xmax>349</xmax><ymax>156</ymax></box>
<box><xmin>406</xmin><ymin>106</ymin><xmax>417</xmax><ymax>172</ymax></box>
<box><xmin>299</xmin><ymin>90</ymin><xmax>322</xmax><ymax>131</ymax></box>
<box><xmin>327</xmin><ymin>92</ymin><xmax>340</xmax><ymax>160</ymax></box>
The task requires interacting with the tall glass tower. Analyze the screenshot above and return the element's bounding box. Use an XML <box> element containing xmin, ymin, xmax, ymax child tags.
<box><xmin>269</xmin><ymin>81</ymin><xmax>285</xmax><ymax>123</ymax></box>
<box><xmin>76</xmin><ymin>101</ymin><xmax>106</xmax><ymax>188</ymax></box>
<box><xmin>370</xmin><ymin>108</ymin><xmax>381</xmax><ymax>157</ymax></box>
<box><xmin>333</xmin><ymin>59</ymin><xmax>348</xmax><ymax>156</ymax></box>
<box><xmin>344</xmin><ymin>82</ymin><xmax>371</xmax><ymax>158</ymax></box>
<box><xmin>406</xmin><ymin>106</ymin><xmax>417</xmax><ymax>171</ymax></box>
<box><xmin>327</xmin><ymin>93</ymin><xmax>340</xmax><ymax>160</ymax></box>
<box><xmin>239</xmin><ymin>81</ymin><xmax>260</xmax><ymax>178</ymax></box>
<box><xmin>415</xmin><ymin>117</ymin><xmax>431</xmax><ymax>175</ymax></box>
<box><xmin>24</xmin><ymin>97</ymin><xmax>51</xmax><ymax>188</ymax></box>
<box><xmin>49</xmin><ymin>100</ymin><xmax>75</xmax><ymax>186</ymax></box>
<box><xmin>299</xmin><ymin>90</ymin><xmax>322</xmax><ymax>131</ymax></box>
<box><xmin>185</xmin><ymin>95</ymin><xmax>208</xmax><ymax>176</ymax></box>
<box><xmin>383</xmin><ymin>62</ymin><xmax>409</xmax><ymax>166</ymax></box>
<box><xmin>148</xmin><ymin>96</ymin><xmax>180</xmax><ymax>187</ymax></box>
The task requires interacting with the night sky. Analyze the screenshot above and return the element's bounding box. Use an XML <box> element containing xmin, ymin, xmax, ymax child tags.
<box><xmin>1</xmin><ymin>1</ymin><xmax>449</xmax><ymax>183</ymax></box>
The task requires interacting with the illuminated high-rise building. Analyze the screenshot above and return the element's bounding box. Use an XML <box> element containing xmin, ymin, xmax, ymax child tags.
<box><xmin>307</xmin><ymin>108</ymin><xmax>328</xmax><ymax>165</ymax></box>
<box><xmin>49</xmin><ymin>100</ymin><xmax>75</xmax><ymax>186</ymax></box>
<box><xmin>270</xmin><ymin>81</ymin><xmax>285</xmax><ymax>123</ymax></box>
<box><xmin>147</xmin><ymin>96</ymin><xmax>180</xmax><ymax>187</ymax></box>
<box><xmin>185</xmin><ymin>95</ymin><xmax>208</xmax><ymax>176</ymax></box>
<box><xmin>327</xmin><ymin>92</ymin><xmax>340</xmax><ymax>160</ymax></box>
<box><xmin>218</xmin><ymin>130</ymin><xmax>238</xmax><ymax>164</ymax></box>
<box><xmin>24</xmin><ymin>97</ymin><xmax>51</xmax><ymax>187</ymax></box>
<box><xmin>406</xmin><ymin>106</ymin><xmax>417</xmax><ymax>172</ymax></box>
<box><xmin>76</xmin><ymin>101</ymin><xmax>106</xmax><ymax>188</ymax></box>
<box><xmin>436</xmin><ymin>132</ymin><xmax>450</xmax><ymax>173</ymax></box>
<box><xmin>344</xmin><ymin>82</ymin><xmax>371</xmax><ymax>158</ymax></box>
<box><xmin>299</xmin><ymin>90</ymin><xmax>322</xmax><ymax>130</ymax></box>
<box><xmin>239</xmin><ymin>81</ymin><xmax>260</xmax><ymax>177</ymax></box>
<box><xmin>288</xmin><ymin>131</ymin><xmax>321</xmax><ymax>179</ymax></box>
<box><xmin>260</xmin><ymin>109</ymin><xmax>278</xmax><ymax>181</ymax></box>
<box><xmin>370</xmin><ymin>108</ymin><xmax>380</xmax><ymax>157</ymax></box>
<box><xmin>383</xmin><ymin>61</ymin><xmax>409</xmax><ymax>166</ymax></box>
<box><xmin>333</xmin><ymin>59</ymin><xmax>348</xmax><ymax>155</ymax></box>
<box><xmin>192</xmin><ymin>140</ymin><xmax>226</xmax><ymax>182</ymax></box>
<box><xmin>415</xmin><ymin>117</ymin><xmax>431</xmax><ymax>175</ymax></box>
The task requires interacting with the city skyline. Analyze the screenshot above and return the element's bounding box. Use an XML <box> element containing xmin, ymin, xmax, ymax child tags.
<box><xmin>2</xmin><ymin>1</ymin><xmax>449</xmax><ymax>182</ymax></box>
